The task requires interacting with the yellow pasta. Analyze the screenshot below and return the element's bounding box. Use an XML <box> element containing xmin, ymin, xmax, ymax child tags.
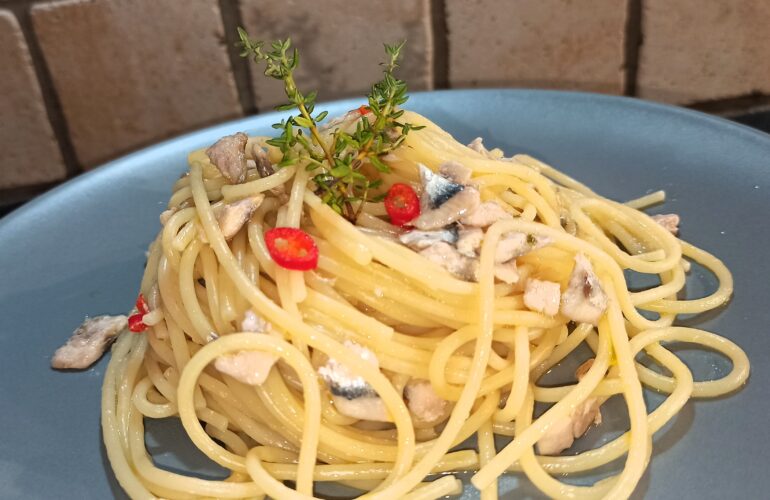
<box><xmin>100</xmin><ymin>109</ymin><xmax>749</xmax><ymax>500</ymax></box>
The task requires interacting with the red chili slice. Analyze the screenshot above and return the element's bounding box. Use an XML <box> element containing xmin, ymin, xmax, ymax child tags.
<box><xmin>264</xmin><ymin>227</ymin><xmax>319</xmax><ymax>271</ymax></box>
<box><xmin>356</xmin><ymin>105</ymin><xmax>370</xmax><ymax>116</ymax></box>
<box><xmin>384</xmin><ymin>183</ymin><xmax>421</xmax><ymax>227</ymax></box>
<box><xmin>136</xmin><ymin>293</ymin><xmax>149</xmax><ymax>315</ymax></box>
<box><xmin>128</xmin><ymin>313</ymin><xmax>147</xmax><ymax>333</ymax></box>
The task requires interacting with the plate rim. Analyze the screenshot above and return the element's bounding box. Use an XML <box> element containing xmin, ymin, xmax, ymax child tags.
<box><xmin>2</xmin><ymin>88</ymin><xmax>770</xmax><ymax>233</ymax></box>
<box><xmin>1</xmin><ymin>87</ymin><xmax>767</xmax><ymax>499</ymax></box>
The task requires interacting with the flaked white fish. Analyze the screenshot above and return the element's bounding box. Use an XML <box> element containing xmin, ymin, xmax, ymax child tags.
<box><xmin>51</xmin><ymin>315</ymin><xmax>128</xmax><ymax>370</ymax></box>
<box><xmin>318</xmin><ymin>340</ymin><xmax>390</xmax><ymax>422</ymax></box>
<box><xmin>399</xmin><ymin>226</ymin><xmax>459</xmax><ymax>250</ymax></box>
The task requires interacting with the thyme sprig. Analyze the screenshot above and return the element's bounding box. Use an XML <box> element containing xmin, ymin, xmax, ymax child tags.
<box><xmin>237</xmin><ymin>28</ymin><xmax>422</xmax><ymax>221</ymax></box>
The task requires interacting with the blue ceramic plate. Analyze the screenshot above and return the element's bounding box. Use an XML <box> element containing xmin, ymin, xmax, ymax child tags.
<box><xmin>1</xmin><ymin>90</ymin><xmax>768</xmax><ymax>499</ymax></box>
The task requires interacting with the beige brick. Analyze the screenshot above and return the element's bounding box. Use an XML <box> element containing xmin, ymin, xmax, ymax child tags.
<box><xmin>446</xmin><ymin>0</ymin><xmax>626</xmax><ymax>94</ymax></box>
<box><xmin>239</xmin><ymin>0</ymin><xmax>433</xmax><ymax>110</ymax></box>
<box><xmin>638</xmin><ymin>1</ymin><xmax>770</xmax><ymax>104</ymax></box>
<box><xmin>0</xmin><ymin>10</ymin><xmax>66</xmax><ymax>190</ymax></box>
<box><xmin>32</xmin><ymin>0</ymin><xmax>242</xmax><ymax>168</ymax></box>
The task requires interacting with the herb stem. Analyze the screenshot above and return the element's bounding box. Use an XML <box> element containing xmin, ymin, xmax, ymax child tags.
<box><xmin>237</xmin><ymin>31</ymin><xmax>421</xmax><ymax>220</ymax></box>
<box><xmin>293</xmin><ymin>81</ymin><xmax>335</xmax><ymax>168</ymax></box>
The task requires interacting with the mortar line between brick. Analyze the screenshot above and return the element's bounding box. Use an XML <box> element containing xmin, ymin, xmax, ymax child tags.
<box><xmin>623</xmin><ymin>0</ymin><xmax>642</xmax><ymax>96</ymax></box>
<box><xmin>430</xmin><ymin>0</ymin><xmax>449</xmax><ymax>89</ymax></box>
<box><xmin>687</xmin><ymin>93</ymin><xmax>770</xmax><ymax>116</ymax></box>
<box><xmin>11</xmin><ymin>4</ymin><xmax>81</xmax><ymax>178</ymax></box>
<box><xmin>218</xmin><ymin>0</ymin><xmax>258</xmax><ymax>115</ymax></box>
<box><xmin>0</xmin><ymin>181</ymin><xmax>59</xmax><ymax>209</ymax></box>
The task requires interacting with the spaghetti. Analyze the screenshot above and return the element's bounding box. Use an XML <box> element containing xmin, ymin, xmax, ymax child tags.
<box><xmin>100</xmin><ymin>110</ymin><xmax>750</xmax><ymax>500</ymax></box>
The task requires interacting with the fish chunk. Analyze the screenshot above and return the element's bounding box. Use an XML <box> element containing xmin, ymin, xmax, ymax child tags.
<box><xmin>207</xmin><ymin>132</ymin><xmax>249</xmax><ymax>184</ymax></box>
<box><xmin>439</xmin><ymin>160</ymin><xmax>473</xmax><ymax>185</ymax></box>
<box><xmin>214</xmin><ymin>310</ymin><xmax>277</xmax><ymax>385</ymax></box>
<box><xmin>252</xmin><ymin>144</ymin><xmax>275</xmax><ymax>178</ymax></box>
<box><xmin>399</xmin><ymin>226</ymin><xmax>459</xmax><ymax>250</ymax></box>
<box><xmin>412</xmin><ymin>187</ymin><xmax>481</xmax><ymax>230</ymax></box>
<box><xmin>412</xmin><ymin>164</ymin><xmax>481</xmax><ymax>230</ymax></box>
<box><xmin>214</xmin><ymin>350</ymin><xmax>277</xmax><ymax>386</ymax></box>
<box><xmin>493</xmin><ymin>259</ymin><xmax>520</xmax><ymax>284</ymax></box>
<box><xmin>319</xmin><ymin>108</ymin><xmax>370</xmax><ymax>133</ymax></box>
<box><xmin>560</xmin><ymin>254</ymin><xmax>608</xmax><ymax>325</ymax></box>
<box><xmin>495</xmin><ymin>233</ymin><xmax>551</xmax><ymax>263</ymax></box>
<box><xmin>467</xmin><ymin>137</ymin><xmax>502</xmax><ymax>159</ymax></box>
<box><xmin>51</xmin><ymin>315</ymin><xmax>128</xmax><ymax>369</ymax></box>
<box><xmin>651</xmin><ymin>213</ymin><xmax>680</xmax><ymax>235</ymax></box>
<box><xmin>459</xmin><ymin>201</ymin><xmax>513</xmax><ymax>228</ymax></box>
<box><xmin>240</xmin><ymin>309</ymin><xmax>271</xmax><ymax>333</ymax></box>
<box><xmin>420</xmin><ymin>242</ymin><xmax>479</xmax><ymax>282</ymax></box>
<box><xmin>318</xmin><ymin>340</ymin><xmax>390</xmax><ymax>422</ymax></box>
<box><xmin>212</xmin><ymin>195</ymin><xmax>264</xmax><ymax>240</ymax></box>
<box><xmin>537</xmin><ymin>359</ymin><xmax>603</xmax><ymax>456</ymax></box>
<box><xmin>524</xmin><ymin>279</ymin><xmax>561</xmax><ymax>316</ymax></box>
<box><xmin>456</xmin><ymin>227</ymin><xmax>484</xmax><ymax>257</ymax></box>
<box><xmin>404</xmin><ymin>379</ymin><xmax>452</xmax><ymax>425</ymax></box>
<box><xmin>418</xmin><ymin>163</ymin><xmax>465</xmax><ymax>209</ymax></box>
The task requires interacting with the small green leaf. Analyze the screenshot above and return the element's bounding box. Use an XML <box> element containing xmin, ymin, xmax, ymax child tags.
<box><xmin>279</xmin><ymin>156</ymin><xmax>299</xmax><ymax>167</ymax></box>
<box><xmin>369</xmin><ymin>155</ymin><xmax>391</xmax><ymax>173</ymax></box>
<box><xmin>275</xmin><ymin>102</ymin><xmax>297</xmax><ymax>111</ymax></box>
<box><xmin>294</xmin><ymin>116</ymin><xmax>313</xmax><ymax>128</ymax></box>
<box><xmin>330</xmin><ymin>163</ymin><xmax>350</xmax><ymax>178</ymax></box>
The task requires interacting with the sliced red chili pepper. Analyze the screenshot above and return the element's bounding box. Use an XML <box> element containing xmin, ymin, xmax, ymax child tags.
<box><xmin>264</xmin><ymin>227</ymin><xmax>319</xmax><ymax>271</ymax></box>
<box><xmin>128</xmin><ymin>313</ymin><xmax>147</xmax><ymax>333</ymax></box>
<box><xmin>356</xmin><ymin>105</ymin><xmax>370</xmax><ymax>116</ymax></box>
<box><xmin>384</xmin><ymin>183</ymin><xmax>421</xmax><ymax>227</ymax></box>
<box><xmin>135</xmin><ymin>293</ymin><xmax>149</xmax><ymax>315</ymax></box>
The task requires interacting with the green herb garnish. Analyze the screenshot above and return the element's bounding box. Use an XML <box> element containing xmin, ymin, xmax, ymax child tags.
<box><xmin>237</xmin><ymin>28</ymin><xmax>423</xmax><ymax>221</ymax></box>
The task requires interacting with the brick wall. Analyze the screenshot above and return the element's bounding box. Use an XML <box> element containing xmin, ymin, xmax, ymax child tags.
<box><xmin>2</xmin><ymin>0</ymin><xmax>769</xmax><ymax>205</ymax></box>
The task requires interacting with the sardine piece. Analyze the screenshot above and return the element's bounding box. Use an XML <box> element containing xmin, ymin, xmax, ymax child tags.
<box><xmin>412</xmin><ymin>164</ymin><xmax>482</xmax><ymax>230</ymax></box>
<box><xmin>404</xmin><ymin>379</ymin><xmax>452</xmax><ymax>425</ymax></box>
<box><xmin>456</xmin><ymin>227</ymin><xmax>484</xmax><ymax>257</ymax></box>
<box><xmin>214</xmin><ymin>350</ymin><xmax>277</xmax><ymax>386</ymax></box>
<box><xmin>206</xmin><ymin>132</ymin><xmax>249</xmax><ymax>184</ymax></box>
<box><xmin>495</xmin><ymin>233</ymin><xmax>552</xmax><ymax>263</ymax></box>
<box><xmin>398</xmin><ymin>226</ymin><xmax>459</xmax><ymax>250</ymax></box>
<box><xmin>524</xmin><ymin>278</ymin><xmax>561</xmax><ymax>316</ymax></box>
<box><xmin>419</xmin><ymin>242</ymin><xmax>479</xmax><ymax>282</ymax></box>
<box><xmin>319</xmin><ymin>108</ymin><xmax>370</xmax><ymax>134</ymax></box>
<box><xmin>318</xmin><ymin>340</ymin><xmax>390</xmax><ymax>421</ymax></box>
<box><xmin>240</xmin><ymin>309</ymin><xmax>271</xmax><ymax>333</ymax></box>
<box><xmin>560</xmin><ymin>210</ymin><xmax>578</xmax><ymax>236</ymax></box>
<box><xmin>438</xmin><ymin>160</ymin><xmax>473</xmax><ymax>185</ymax></box>
<box><xmin>651</xmin><ymin>213</ymin><xmax>680</xmax><ymax>235</ymax></box>
<box><xmin>493</xmin><ymin>259</ymin><xmax>520</xmax><ymax>284</ymax></box>
<box><xmin>537</xmin><ymin>358</ymin><xmax>603</xmax><ymax>455</ymax></box>
<box><xmin>214</xmin><ymin>310</ymin><xmax>277</xmax><ymax>386</ymax></box>
<box><xmin>252</xmin><ymin>144</ymin><xmax>275</xmax><ymax>178</ymax></box>
<box><xmin>467</xmin><ymin>137</ymin><xmax>503</xmax><ymax>159</ymax></box>
<box><xmin>412</xmin><ymin>188</ymin><xmax>481</xmax><ymax>230</ymax></box>
<box><xmin>51</xmin><ymin>315</ymin><xmax>128</xmax><ymax>370</ymax></box>
<box><xmin>460</xmin><ymin>201</ymin><xmax>513</xmax><ymax>228</ymax></box>
<box><xmin>418</xmin><ymin>163</ymin><xmax>464</xmax><ymax>209</ymax></box>
<box><xmin>212</xmin><ymin>195</ymin><xmax>265</xmax><ymax>240</ymax></box>
<box><xmin>560</xmin><ymin>254</ymin><xmax>608</xmax><ymax>325</ymax></box>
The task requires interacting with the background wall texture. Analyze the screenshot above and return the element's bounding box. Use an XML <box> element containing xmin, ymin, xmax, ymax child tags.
<box><xmin>2</xmin><ymin>0</ymin><xmax>769</xmax><ymax>205</ymax></box>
